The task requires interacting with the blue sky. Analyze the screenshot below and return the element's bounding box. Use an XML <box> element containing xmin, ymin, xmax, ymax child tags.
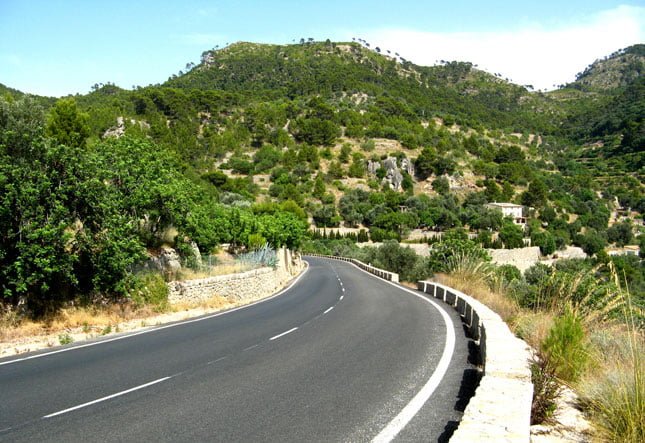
<box><xmin>1</xmin><ymin>1</ymin><xmax>643</xmax><ymax>96</ymax></box>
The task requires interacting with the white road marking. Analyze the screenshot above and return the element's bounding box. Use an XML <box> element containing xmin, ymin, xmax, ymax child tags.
<box><xmin>206</xmin><ymin>356</ymin><xmax>227</xmax><ymax>365</ymax></box>
<box><xmin>323</xmin><ymin>306</ymin><xmax>334</xmax><ymax>314</ymax></box>
<box><xmin>43</xmin><ymin>377</ymin><xmax>171</xmax><ymax>418</ymax></box>
<box><xmin>339</xmin><ymin>295</ymin><xmax>344</xmax><ymax>300</ymax></box>
<box><xmin>269</xmin><ymin>327</ymin><xmax>298</xmax><ymax>341</ymax></box>
<box><xmin>0</xmin><ymin>263</ymin><xmax>311</xmax><ymax>367</ymax></box>
<box><xmin>342</xmin><ymin>287</ymin><xmax>345</xmax><ymax>292</ymax></box>
<box><xmin>243</xmin><ymin>344</ymin><xmax>259</xmax><ymax>352</ymax></box>
<box><xmin>324</xmin><ymin>259</ymin><xmax>456</xmax><ymax>443</ymax></box>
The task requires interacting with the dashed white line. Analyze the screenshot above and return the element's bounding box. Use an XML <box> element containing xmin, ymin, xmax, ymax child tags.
<box><xmin>269</xmin><ymin>327</ymin><xmax>298</xmax><ymax>341</ymax></box>
<box><xmin>207</xmin><ymin>356</ymin><xmax>228</xmax><ymax>365</ymax></box>
<box><xmin>339</xmin><ymin>295</ymin><xmax>344</xmax><ymax>300</ymax></box>
<box><xmin>323</xmin><ymin>306</ymin><xmax>334</xmax><ymax>314</ymax></box>
<box><xmin>342</xmin><ymin>287</ymin><xmax>345</xmax><ymax>292</ymax></box>
<box><xmin>243</xmin><ymin>344</ymin><xmax>259</xmax><ymax>352</ymax></box>
<box><xmin>43</xmin><ymin>377</ymin><xmax>171</xmax><ymax>418</ymax></box>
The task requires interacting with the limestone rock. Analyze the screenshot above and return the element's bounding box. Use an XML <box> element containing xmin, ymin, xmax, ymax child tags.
<box><xmin>369</xmin><ymin>156</ymin><xmax>414</xmax><ymax>191</ymax></box>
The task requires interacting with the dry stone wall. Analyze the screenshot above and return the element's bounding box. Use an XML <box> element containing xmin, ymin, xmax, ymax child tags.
<box><xmin>167</xmin><ymin>248</ymin><xmax>303</xmax><ymax>304</ymax></box>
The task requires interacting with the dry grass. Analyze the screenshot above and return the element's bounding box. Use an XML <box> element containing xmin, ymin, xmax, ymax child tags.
<box><xmin>176</xmin><ymin>262</ymin><xmax>256</xmax><ymax>280</ymax></box>
<box><xmin>0</xmin><ymin>303</ymin><xmax>159</xmax><ymax>343</ymax></box>
<box><xmin>0</xmin><ymin>292</ymin><xmax>242</xmax><ymax>357</ymax></box>
<box><xmin>170</xmin><ymin>294</ymin><xmax>233</xmax><ymax>312</ymax></box>
<box><xmin>439</xmin><ymin>256</ymin><xmax>644</xmax><ymax>439</ymax></box>
<box><xmin>578</xmin><ymin>325</ymin><xmax>644</xmax><ymax>442</ymax></box>
<box><xmin>437</xmin><ymin>272</ymin><xmax>521</xmax><ymax>323</ymax></box>
<box><xmin>512</xmin><ymin>311</ymin><xmax>556</xmax><ymax>350</ymax></box>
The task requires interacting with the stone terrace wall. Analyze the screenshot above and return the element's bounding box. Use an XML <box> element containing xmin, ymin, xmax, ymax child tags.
<box><xmin>168</xmin><ymin>248</ymin><xmax>303</xmax><ymax>304</ymax></box>
<box><xmin>418</xmin><ymin>281</ymin><xmax>533</xmax><ymax>442</ymax></box>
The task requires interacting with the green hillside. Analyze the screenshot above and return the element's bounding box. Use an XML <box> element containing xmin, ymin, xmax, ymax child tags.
<box><xmin>1</xmin><ymin>40</ymin><xmax>643</xmax><ymax>316</ymax></box>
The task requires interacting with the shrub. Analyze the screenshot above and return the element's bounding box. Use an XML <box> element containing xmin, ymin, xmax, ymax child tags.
<box><xmin>496</xmin><ymin>264</ymin><xmax>522</xmax><ymax>284</ymax></box>
<box><xmin>130</xmin><ymin>273</ymin><xmax>169</xmax><ymax>312</ymax></box>
<box><xmin>530</xmin><ymin>356</ymin><xmax>560</xmax><ymax>424</ymax></box>
<box><xmin>541</xmin><ymin>307</ymin><xmax>589</xmax><ymax>382</ymax></box>
<box><xmin>58</xmin><ymin>333</ymin><xmax>74</xmax><ymax>345</ymax></box>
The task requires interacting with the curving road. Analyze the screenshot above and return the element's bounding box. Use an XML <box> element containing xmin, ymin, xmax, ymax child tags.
<box><xmin>0</xmin><ymin>257</ymin><xmax>477</xmax><ymax>442</ymax></box>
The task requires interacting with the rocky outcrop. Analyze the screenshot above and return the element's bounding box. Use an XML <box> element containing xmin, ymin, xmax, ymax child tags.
<box><xmin>368</xmin><ymin>156</ymin><xmax>414</xmax><ymax>191</ymax></box>
<box><xmin>141</xmin><ymin>246</ymin><xmax>182</xmax><ymax>277</ymax></box>
<box><xmin>103</xmin><ymin>116</ymin><xmax>150</xmax><ymax>138</ymax></box>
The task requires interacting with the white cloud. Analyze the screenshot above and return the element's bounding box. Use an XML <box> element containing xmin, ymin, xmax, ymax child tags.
<box><xmin>356</xmin><ymin>5</ymin><xmax>644</xmax><ymax>90</ymax></box>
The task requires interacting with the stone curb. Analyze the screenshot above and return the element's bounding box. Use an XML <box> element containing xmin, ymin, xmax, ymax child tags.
<box><xmin>418</xmin><ymin>280</ymin><xmax>533</xmax><ymax>442</ymax></box>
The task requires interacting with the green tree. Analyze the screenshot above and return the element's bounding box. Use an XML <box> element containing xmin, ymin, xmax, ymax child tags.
<box><xmin>500</xmin><ymin>220</ymin><xmax>525</xmax><ymax>249</ymax></box>
<box><xmin>575</xmin><ymin>229</ymin><xmax>607</xmax><ymax>256</ymax></box>
<box><xmin>606</xmin><ymin>221</ymin><xmax>633</xmax><ymax>247</ymax></box>
<box><xmin>339</xmin><ymin>143</ymin><xmax>352</xmax><ymax>163</ymax></box>
<box><xmin>521</xmin><ymin>179</ymin><xmax>548</xmax><ymax>209</ymax></box>
<box><xmin>432</xmin><ymin>176</ymin><xmax>450</xmax><ymax>195</ymax></box>
<box><xmin>531</xmin><ymin>230</ymin><xmax>556</xmax><ymax>256</ymax></box>
<box><xmin>46</xmin><ymin>98</ymin><xmax>90</xmax><ymax>148</ymax></box>
<box><xmin>348</xmin><ymin>152</ymin><xmax>366</xmax><ymax>178</ymax></box>
<box><xmin>312</xmin><ymin>173</ymin><xmax>326</xmax><ymax>199</ymax></box>
<box><xmin>414</xmin><ymin>147</ymin><xmax>437</xmax><ymax>179</ymax></box>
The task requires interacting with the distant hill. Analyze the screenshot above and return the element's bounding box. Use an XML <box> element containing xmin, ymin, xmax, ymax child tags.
<box><xmin>166</xmin><ymin>41</ymin><xmax>552</xmax><ymax>132</ymax></box>
<box><xmin>556</xmin><ymin>45</ymin><xmax>644</xmax><ymax>174</ymax></box>
<box><xmin>2</xmin><ymin>40</ymin><xmax>642</xmax><ymax>220</ymax></box>
<box><xmin>570</xmin><ymin>44</ymin><xmax>645</xmax><ymax>91</ymax></box>
<box><xmin>0</xmin><ymin>82</ymin><xmax>25</xmax><ymax>99</ymax></box>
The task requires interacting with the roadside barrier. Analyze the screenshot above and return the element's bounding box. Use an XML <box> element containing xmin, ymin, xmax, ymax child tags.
<box><xmin>306</xmin><ymin>254</ymin><xmax>399</xmax><ymax>282</ymax></box>
<box><xmin>418</xmin><ymin>280</ymin><xmax>533</xmax><ymax>442</ymax></box>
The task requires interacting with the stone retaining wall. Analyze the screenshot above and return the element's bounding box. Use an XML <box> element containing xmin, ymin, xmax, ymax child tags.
<box><xmin>418</xmin><ymin>281</ymin><xmax>533</xmax><ymax>442</ymax></box>
<box><xmin>168</xmin><ymin>248</ymin><xmax>303</xmax><ymax>304</ymax></box>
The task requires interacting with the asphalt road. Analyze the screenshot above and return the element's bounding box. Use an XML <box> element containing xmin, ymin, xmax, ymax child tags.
<box><xmin>0</xmin><ymin>257</ymin><xmax>477</xmax><ymax>442</ymax></box>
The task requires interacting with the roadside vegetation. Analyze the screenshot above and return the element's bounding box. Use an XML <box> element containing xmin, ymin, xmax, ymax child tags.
<box><xmin>303</xmin><ymin>234</ymin><xmax>644</xmax><ymax>441</ymax></box>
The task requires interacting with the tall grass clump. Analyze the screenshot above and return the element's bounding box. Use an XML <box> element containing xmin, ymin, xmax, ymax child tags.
<box><xmin>583</xmin><ymin>343</ymin><xmax>643</xmax><ymax>442</ymax></box>
<box><xmin>530</xmin><ymin>355</ymin><xmax>560</xmax><ymax>425</ymax></box>
<box><xmin>577</xmin><ymin>282</ymin><xmax>644</xmax><ymax>443</ymax></box>
<box><xmin>443</xmin><ymin>250</ymin><xmax>496</xmax><ymax>290</ymax></box>
<box><xmin>541</xmin><ymin>306</ymin><xmax>589</xmax><ymax>382</ymax></box>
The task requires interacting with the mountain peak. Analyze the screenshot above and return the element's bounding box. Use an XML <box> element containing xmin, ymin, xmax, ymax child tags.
<box><xmin>572</xmin><ymin>43</ymin><xmax>644</xmax><ymax>91</ymax></box>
